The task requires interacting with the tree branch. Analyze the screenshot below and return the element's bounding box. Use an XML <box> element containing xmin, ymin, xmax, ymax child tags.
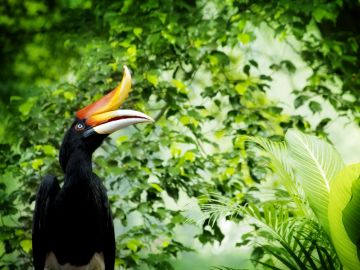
<box><xmin>154</xmin><ymin>103</ymin><xmax>170</xmax><ymax>122</ymax></box>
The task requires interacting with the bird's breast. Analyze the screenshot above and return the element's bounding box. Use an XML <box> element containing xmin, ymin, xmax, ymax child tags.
<box><xmin>48</xmin><ymin>183</ymin><xmax>106</xmax><ymax>265</ymax></box>
<box><xmin>45</xmin><ymin>252</ymin><xmax>105</xmax><ymax>270</ymax></box>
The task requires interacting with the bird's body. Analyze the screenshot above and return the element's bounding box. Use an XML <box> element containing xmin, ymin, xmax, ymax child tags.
<box><xmin>32</xmin><ymin>66</ymin><xmax>153</xmax><ymax>269</ymax></box>
<box><xmin>48</xmin><ymin>175</ymin><xmax>110</xmax><ymax>266</ymax></box>
<box><xmin>33</xmin><ymin>136</ymin><xmax>115</xmax><ymax>270</ymax></box>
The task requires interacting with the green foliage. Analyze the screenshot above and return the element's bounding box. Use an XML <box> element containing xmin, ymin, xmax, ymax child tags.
<box><xmin>199</xmin><ymin>193</ymin><xmax>341</xmax><ymax>269</ymax></box>
<box><xmin>329</xmin><ymin>164</ymin><xmax>360</xmax><ymax>270</ymax></box>
<box><xmin>240</xmin><ymin>0</ymin><xmax>360</xmax><ymax>123</ymax></box>
<box><xmin>245</xmin><ymin>130</ymin><xmax>360</xmax><ymax>269</ymax></box>
<box><xmin>342</xmin><ymin>177</ymin><xmax>360</xmax><ymax>250</ymax></box>
<box><xmin>200</xmin><ymin>129</ymin><xmax>360</xmax><ymax>269</ymax></box>
<box><xmin>285</xmin><ymin>130</ymin><xmax>344</xmax><ymax>233</ymax></box>
<box><xmin>0</xmin><ymin>0</ymin><xmax>304</xmax><ymax>269</ymax></box>
<box><xmin>0</xmin><ymin>0</ymin><xmax>359</xmax><ymax>269</ymax></box>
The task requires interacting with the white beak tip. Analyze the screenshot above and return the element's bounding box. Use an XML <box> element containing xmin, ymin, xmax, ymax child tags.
<box><xmin>123</xmin><ymin>65</ymin><xmax>131</xmax><ymax>77</ymax></box>
<box><xmin>147</xmin><ymin>116</ymin><xmax>155</xmax><ymax>123</ymax></box>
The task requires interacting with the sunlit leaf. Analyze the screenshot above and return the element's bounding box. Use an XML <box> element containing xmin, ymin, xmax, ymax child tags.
<box><xmin>286</xmin><ymin>130</ymin><xmax>344</xmax><ymax>233</ymax></box>
<box><xmin>20</xmin><ymin>239</ymin><xmax>32</xmax><ymax>253</ymax></box>
<box><xmin>328</xmin><ymin>163</ymin><xmax>360</xmax><ymax>269</ymax></box>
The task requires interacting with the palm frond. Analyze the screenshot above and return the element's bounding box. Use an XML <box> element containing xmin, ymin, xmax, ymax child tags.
<box><xmin>262</xmin><ymin>245</ymin><xmax>299</xmax><ymax>270</ymax></box>
<box><xmin>247</xmin><ymin>136</ymin><xmax>309</xmax><ymax>216</ymax></box>
<box><xmin>211</xmin><ymin>266</ymin><xmax>246</xmax><ymax>270</ymax></box>
<box><xmin>199</xmin><ymin>193</ymin><xmax>243</xmax><ymax>227</ymax></box>
<box><xmin>198</xmin><ymin>194</ymin><xmax>341</xmax><ymax>270</ymax></box>
<box><xmin>196</xmin><ymin>131</ymin><xmax>347</xmax><ymax>269</ymax></box>
<box><xmin>315</xmin><ymin>245</ymin><xmax>329</xmax><ymax>270</ymax></box>
<box><xmin>292</xmin><ymin>236</ymin><xmax>317</xmax><ymax>268</ymax></box>
<box><xmin>255</xmin><ymin>219</ymin><xmax>340</xmax><ymax>269</ymax></box>
<box><xmin>285</xmin><ymin>130</ymin><xmax>344</xmax><ymax>233</ymax></box>
<box><xmin>254</xmin><ymin>260</ymin><xmax>286</xmax><ymax>270</ymax></box>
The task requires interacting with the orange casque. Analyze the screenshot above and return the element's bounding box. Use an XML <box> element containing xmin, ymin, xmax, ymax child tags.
<box><xmin>76</xmin><ymin>66</ymin><xmax>132</xmax><ymax>126</ymax></box>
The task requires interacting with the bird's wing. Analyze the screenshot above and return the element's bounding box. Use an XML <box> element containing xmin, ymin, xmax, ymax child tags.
<box><xmin>32</xmin><ymin>175</ymin><xmax>60</xmax><ymax>270</ymax></box>
<box><xmin>99</xmin><ymin>183</ymin><xmax>115</xmax><ymax>270</ymax></box>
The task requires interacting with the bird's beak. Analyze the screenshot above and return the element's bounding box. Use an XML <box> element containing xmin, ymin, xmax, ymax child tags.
<box><xmin>76</xmin><ymin>66</ymin><xmax>154</xmax><ymax>138</ymax></box>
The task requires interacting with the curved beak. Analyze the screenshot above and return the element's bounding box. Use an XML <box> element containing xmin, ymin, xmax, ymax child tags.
<box><xmin>76</xmin><ymin>66</ymin><xmax>154</xmax><ymax>138</ymax></box>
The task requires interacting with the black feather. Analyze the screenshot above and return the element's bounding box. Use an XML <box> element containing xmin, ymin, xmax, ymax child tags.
<box><xmin>32</xmin><ymin>119</ymin><xmax>115</xmax><ymax>269</ymax></box>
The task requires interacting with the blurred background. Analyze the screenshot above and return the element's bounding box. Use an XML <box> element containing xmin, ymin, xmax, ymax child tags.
<box><xmin>0</xmin><ymin>0</ymin><xmax>359</xmax><ymax>269</ymax></box>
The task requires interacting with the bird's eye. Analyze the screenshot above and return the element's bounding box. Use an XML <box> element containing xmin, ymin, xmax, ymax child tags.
<box><xmin>75</xmin><ymin>122</ymin><xmax>85</xmax><ymax>131</ymax></box>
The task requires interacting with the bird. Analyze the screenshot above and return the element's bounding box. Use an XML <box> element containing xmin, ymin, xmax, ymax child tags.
<box><xmin>32</xmin><ymin>66</ymin><xmax>154</xmax><ymax>270</ymax></box>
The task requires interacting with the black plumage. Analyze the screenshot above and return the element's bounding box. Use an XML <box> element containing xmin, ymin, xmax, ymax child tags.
<box><xmin>32</xmin><ymin>120</ymin><xmax>115</xmax><ymax>269</ymax></box>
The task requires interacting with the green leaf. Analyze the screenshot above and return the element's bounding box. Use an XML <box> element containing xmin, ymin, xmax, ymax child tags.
<box><xmin>116</xmin><ymin>135</ymin><xmax>128</xmax><ymax>146</ymax></box>
<box><xmin>24</xmin><ymin>2</ymin><xmax>47</xmax><ymax>16</ymax></box>
<box><xmin>145</xmin><ymin>73</ymin><xmax>158</xmax><ymax>87</ymax></box>
<box><xmin>157</xmin><ymin>12</ymin><xmax>167</xmax><ymax>24</ymax></box>
<box><xmin>328</xmin><ymin>163</ymin><xmax>360</xmax><ymax>269</ymax></box>
<box><xmin>20</xmin><ymin>239</ymin><xmax>32</xmax><ymax>253</ymax></box>
<box><xmin>343</xmin><ymin>176</ymin><xmax>360</xmax><ymax>255</ymax></box>
<box><xmin>127</xmin><ymin>239</ymin><xmax>141</xmax><ymax>252</ymax></box>
<box><xmin>243</xmin><ymin>65</ymin><xmax>250</xmax><ymax>76</ymax></box>
<box><xmin>235</xmin><ymin>83</ymin><xmax>247</xmax><ymax>95</ymax></box>
<box><xmin>170</xmin><ymin>143</ymin><xmax>181</xmax><ymax>157</ymax></box>
<box><xmin>150</xmin><ymin>183</ymin><xmax>163</xmax><ymax>192</ymax></box>
<box><xmin>238</xmin><ymin>33</ymin><xmax>251</xmax><ymax>44</ymax></box>
<box><xmin>183</xmin><ymin>151</ymin><xmax>195</xmax><ymax>162</ymax></box>
<box><xmin>0</xmin><ymin>241</ymin><xmax>4</xmax><ymax>256</ymax></box>
<box><xmin>286</xmin><ymin>129</ymin><xmax>345</xmax><ymax>233</ymax></box>
<box><xmin>19</xmin><ymin>98</ymin><xmax>37</xmax><ymax>116</ymax></box>
<box><xmin>63</xmin><ymin>91</ymin><xmax>75</xmax><ymax>101</ymax></box>
<box><xmin>180</xmin><ymin>115</ymin><xmax>198</xmax><ymax>126</ymax></box>
<box><xmin>313</xmin><ymin>8</ymin><xmax>336</xmax><ymax>23</ymax></box>
<box><xmin>127</xmin><ymin>45</ymin><xmax>137</xmax><ymax>60</ymax></box>
<box><xmin>210</xmin><ymin>51</ymin><xmax>230</xmax><ymax>66</ymax></box>
<box><xmin>172</xmin><ymin>79</ymin><xmax>188</xmax><ymax>94</ymax></box>
<box><xmin>255</xmin><ymin>261</ymin><xmax>284</xmax><ymax>270</ymax></box>
<box><xmin>215</xmin><ymin>129</ymin><xmax>225</xmax><ymax>138</ymax></box>
<box><xmin>280</xmin><ymin>60</ymin><xmax>296</xmax><ymax>73</ymax></box>
<box><xmin>133</xmin><ymin>27</ymin><xmax>143</xmax><ymax>38</ymax></box>
<box><xmin>251</xmin><ymin>246</ymin><xmax>264</xmax><ymax>261</ymax></box>
<box><xmin>43</xmin><ymin>145</ymin><xmax>56</xmax><ymax>156</ymax></box>
<box><xmin>162</xmin><ymin>240</ymin><xmax>169</xmax><ymax>248</ymax></box>
<box><xmin>32</xmin><ymin>158</ymin><xmax>44</xmax><ymax>170</ymax></box>
<box><xmin>309</xmin><ymin>101</ymin><xmax>322</xmax><ymax>113</ymax></box>
<box><xmin>262</xmin><ymin>246</ymin><xmax>298</xmax><ymax>269</ymax></box>
<box><xmin>294</xmin><ymin>95</ymin><xmax>309</xmax><ymax>109</ymax></box>
<box><xmin>247</xmin><ymin>136</ymin><xmax>308</xmax><ymax>215</ymax></box>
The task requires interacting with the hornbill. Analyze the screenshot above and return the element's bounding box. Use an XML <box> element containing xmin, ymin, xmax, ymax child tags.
<box><xmin>32</xmin><ymin>66</ymin><xmax>153</xmax><ymax>270</ymax></box>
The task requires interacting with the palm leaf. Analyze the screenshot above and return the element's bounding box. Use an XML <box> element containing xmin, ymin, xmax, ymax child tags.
<box><xmin>198</xmin><ymin>194</ymin><xmax>340</xmax><ymax>269</ymax></box>
<box><xmin>285</xmin><ymin>130</ymin><xmax>345</xmax><ymax>233</ymax></box>
<box><xmin>315</xmin><ymin>245</ymin><xmax>328</xmax><ymax>270</ymax></box>
<box><xmin>255</xmin><ymin>260</ymin><xmax>286</xmax><ymax>270</ymax></box>
<box><xmin>315</xmin><ymin>245</ymin><xmax>338</xmax><ymax>270</ymax></box>
<box><xmin>198</xmin><ymin>193</ymin><xmax>242</xmax><ymax>227</ymax></box>
<box><xmin>292</xmin><ymin>236</ymin><xmax>317</xmax><ymax>269</ymax></box>
<box><xmin>244</xmin><ymin>203</ymin><xmax>334</xmax><ymax>269</ymax></box>
<box><xmin>247</xmin><ymin>136</ymin><xmax>310</xmax><ymax>216</ymax></box>
<box><xmin>211</xmin><ymin>267</ymin><xmax>245</xmax><ymax>270</ymax></box>
<box><xmin>247</xmin><ymin>136</ymin><xmax>297</xmax><ymax>194</ymax></box>
<box><xmin>262</xmin><ymin>245</ymin><xmax>299</xmax><ymax>270</ymax></box>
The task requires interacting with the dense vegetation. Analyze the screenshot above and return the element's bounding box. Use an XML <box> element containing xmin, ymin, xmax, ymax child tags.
<box><xmin>0</xmin><ymin>0</ymin><xmax>359</xmax><ymax>269</ymax></box>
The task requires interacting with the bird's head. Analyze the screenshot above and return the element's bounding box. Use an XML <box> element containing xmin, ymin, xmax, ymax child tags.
<box><xmin>59</xmin><ymin>66</ymin><xmax>153</xmax><ymax>171</ymax></box>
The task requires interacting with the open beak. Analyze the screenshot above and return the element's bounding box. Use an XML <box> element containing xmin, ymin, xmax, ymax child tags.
<box><xmin>76</xmin><ymin>66</ymin><xmax>154</xmax><ymax>138</ymax></box>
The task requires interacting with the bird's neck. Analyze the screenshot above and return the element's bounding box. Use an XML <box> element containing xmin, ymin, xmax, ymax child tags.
<box><xmin>64</xmin><ymin>149</ymin><xmax>93</xmax><ymax>185</ymax></box>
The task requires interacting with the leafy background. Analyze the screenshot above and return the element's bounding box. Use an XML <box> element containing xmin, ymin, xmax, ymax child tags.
<box><xmin>0</xmin><ymin>0</ymin><xmax>359</xmax><ymax>269</ymax></box>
